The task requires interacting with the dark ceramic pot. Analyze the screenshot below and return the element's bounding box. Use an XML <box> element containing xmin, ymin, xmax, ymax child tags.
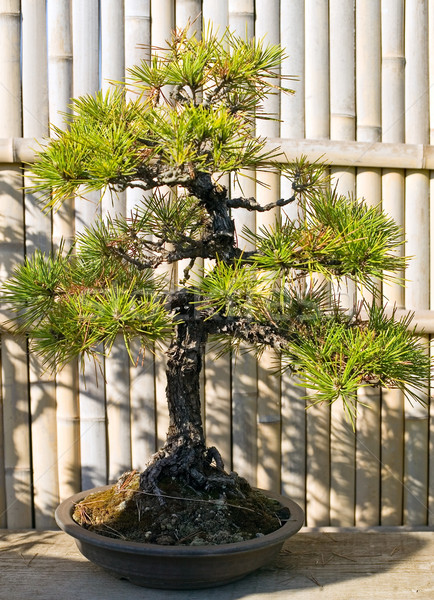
<box><xmin>55</xmin><ymin>485</ymin><xmax>304</xmax><ymax>589</ymax></box>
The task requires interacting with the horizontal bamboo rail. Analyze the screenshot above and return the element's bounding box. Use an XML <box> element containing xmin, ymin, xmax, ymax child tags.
<box><xmin>2</xmin><ymin>137</ymin><xmax>434</xmax><ymax>171</ymax></box>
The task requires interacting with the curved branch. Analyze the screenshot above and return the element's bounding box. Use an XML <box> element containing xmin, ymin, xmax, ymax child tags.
<box><xmin>227</xmin><ymin>195</ymin><xmax>296</xmax><ymax>212</ymax></box>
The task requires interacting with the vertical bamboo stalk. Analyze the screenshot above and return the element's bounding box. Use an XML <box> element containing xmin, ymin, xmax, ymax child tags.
<box><xmin>130</xmin><ymin>342</ymin><xmax>157</xmax><ymax>469</ymax></box>
<box><xmin>381</xmin><ymin>0</ymin><xmax>405</xmax><ymax>526</ymax></box>
<box><xmin>203</xmin><ymin>0</ymin><xmax>228</xmax><ymax>33</ymax></box>
<box><xmin>125</xmin><ymin>1</ymin><xmax>155</xmax><ymax>469</ymax></box>
<box><xmin>404</xmin><ymin>0</ymin><xmax>430</xmax><ymax>526</ymax></box>
<box><xmin>280</xmin><ymin>0</ymin><xmax>306</xmax><ymax>509</ymax></box>
<box><xmin>305</xmin><ymin>0</ymin><xmax>329</xmax><ymax>140</ymax></box>
<box><xmin>304</xmin><ymin>0</ymin><xmax>330</xmax><ymax>526</ymax></box>
<box><xmin>72</xmin><ymin>0</ymin><xmax>107</xmax><ymax>489</ymax></box>
<box><xmin>100</xmin><ymin>0</ymin><xmax>131</xmax><ymax>483</ymax></box>
<box><xmin>0</xmin><ymin>0</ymin><xmax>32</xmax><ymax>528</ymax></box>
<box><xmin>254</xmin><ymin>0</ymin><xmax>281</xmax><ymax>495</ymax></box>
<box><xmin>228</xmin><ymin>0</ymin><xmax>257</xmax><ymax>485</ymax></box>
<box><xmin>125</xmin><ymin>0</ymin><xmax>151</xmax><ymax>76</ymax></box>
<box><xmin>48</xmin><ymin>0</ymin><xmax>75</xmax><ymax>250</ymax></box>
<box><xmin>106</xmin><ymin>345</ymin><xmax>132</xmax><ymax>481</ymax></box>
<box><xmin>22</xmin><ymin>0</ymin><xmax>59</xmax><ymax>528</ymax></box>
<box><xmin>429</xmin><ymin>0</ymin><xmax>434</xmax><ymax>527</ymax></box>
<box><xmin>176</xmin><ymin>0</ymin><xmax>201</xmax><ymax>35</ymax></box>
<box><xmin>79</xmin><ymin>357</ymin><xmax>107</xmax><ymax>489</ymax></box>
<box><xmin>201</xmin><ymin>1</ymin><xmax>231</xmax><ymax>470</ymax></box>
<box><xmin>228</xmin><ymin>0</ymin><xmax>254</xmax><ymax>39</ymax></box>
<box><xmin>355</xmin><ymin>0</ymin><xmax>382</xmax><ymax>527</ymax></box>
<box><xmin>47</xmin><ymin>0</ymin><xmax>81</xmax><ymax>503</ymax></box>
<box><xmin>329</xmin><ymin>0</ymin><xmax>356</xmax><ymax>527</ymax></box>
<box><xmin>72</xmin><ymin>0</ymin><xmax>101</xmax><ymax>234</ymax></box>
<box><xmin>151</xmin><ymin>0</ymin><xmax>175</xmax><ymax>448</ymax></box>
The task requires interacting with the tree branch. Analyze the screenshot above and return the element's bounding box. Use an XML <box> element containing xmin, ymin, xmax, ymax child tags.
<box><xmin>227</xmin><ymin>195</ymin><xmax>296</xmax><ymax>212</ymax></box>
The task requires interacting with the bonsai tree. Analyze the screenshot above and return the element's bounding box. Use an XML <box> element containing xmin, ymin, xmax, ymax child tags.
<box><xmin>2</xmin><ymin>28</ymin><xmax>430</xmax><ymax>540</ymax></box>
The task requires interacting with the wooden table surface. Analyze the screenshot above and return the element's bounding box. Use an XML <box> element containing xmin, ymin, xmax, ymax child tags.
<box><xmin>0</xmin><ymin>528</ymin><xmax>433</xmax><ymax>599</ymax></box>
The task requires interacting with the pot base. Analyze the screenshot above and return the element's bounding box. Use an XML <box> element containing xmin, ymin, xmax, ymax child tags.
<box><xmin>55</xmin><ymin>486</ymin><xmax>304</xmax><ymax>589</ymax></box>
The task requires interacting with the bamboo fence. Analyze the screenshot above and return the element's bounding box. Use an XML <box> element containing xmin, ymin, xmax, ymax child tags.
<box><xmin>0</xmin><ymin>0</ymin><xmax>433</xmax><ymax>529</ymax></box>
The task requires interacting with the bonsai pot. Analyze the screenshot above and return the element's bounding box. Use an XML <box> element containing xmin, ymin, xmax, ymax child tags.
<box><xmin>55</xmin><ymin>485</ymin><xmax>304</xmax><ymax>589</ymax></box>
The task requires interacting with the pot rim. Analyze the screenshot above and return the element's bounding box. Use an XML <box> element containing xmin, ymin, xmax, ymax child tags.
<box><xmin>55</xmin><ymin>485</ymin><xmax>304</xmax><ymax>557</ymax></box>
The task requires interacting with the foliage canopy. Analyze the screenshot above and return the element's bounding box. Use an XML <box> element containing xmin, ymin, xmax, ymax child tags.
<box><xmin>2</xmin><ymin>27</ymin><xmax>430</xmax><ymax>424</ymax></box>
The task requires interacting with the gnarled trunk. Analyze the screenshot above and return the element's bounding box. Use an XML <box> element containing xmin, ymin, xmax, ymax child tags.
<box><xmin>140</xmin><ymin>309</ymin><xmax>227</xmax><ymax>496</ymax></box>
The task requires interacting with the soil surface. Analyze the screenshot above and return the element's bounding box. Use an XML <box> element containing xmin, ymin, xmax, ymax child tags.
<box><xmin>72</xmin><ymin>471</ymin><xmax>290</xmax><ymax>546</ymax></box>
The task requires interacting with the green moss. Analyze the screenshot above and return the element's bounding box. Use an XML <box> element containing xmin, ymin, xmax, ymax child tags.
<box><xmin>72</xmin><ymin>472</ymin><xmax>285</xmax><ymax>545</ymax></box>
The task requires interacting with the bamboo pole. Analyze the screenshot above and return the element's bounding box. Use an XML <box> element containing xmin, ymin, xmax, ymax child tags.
<box><xmin>280</xmin><ymin>0</ymin><xmax>306</xmax><ymax>510</ymax></box>
<box><xmin>130</xmin><ymin>341</ymin><xmax>157</xmax><ymax>469</ymax></box>
<box><xmin>7</xmin><ymin>136</ymin><xmax>434</xmax><ymax>171</ymax></box>
<box><xmin>304</xmin><ymin>0</ymin><xmax>330</xmax><ymax>526</ymax></box>
<box><xmin>106</xmin><ymin>345</ymin><xmax>132</xmax><ymax>482</ymax></box>
<box><xmin>176</xmin><ymin>0</ymin><xmax>201</xmax><ymax>35</ymax></box>
<box><xmin>254</xmin><ymin>0</ymin><xmax>281</xmax><ymax>495</ymax></box>
<box><xmin>72</xmin><ymin>0</ymin><xmax>107</xmax><ymax>490</ymax></box>
<box><xmin>404</xmin><ymin>0</ymin><xmax>430</xmax><ymax>526</ymax></box>
<box><xmin>151</xmin><ymin>0</ymin><xmax>175</xmax><ymax>448</ymax></box>
<box><xmin>125</xmin><ymin>1</ymin><xmax>154</xmax><ymax>470</ymax></box>
<box><xmin>100</xmin><ymin>0</ymin><xmax>132</xmax><ymax>483</ymax></box>
<box><xmin>429</xmin><ymin>0</ymin><xmax>434</xmax><ymax>528</ymax></box>
<box><xmin>305</xmin><ymin>0</ymin><xmax>329</xmax><ymax>140</ymax></box>
<box><xmin>0</xmin><ymin>0</ymin><xmax>32</xmax><ymax>529</ymax></box>
<box><xmin>79</xmin><ymin>356</ymin><xmax>107</xmax><ymax>489</ymax></box>
<box><xmin>125</xmin><ymin>0</ymin><xmax>151</xmax><ymax>77</ymax></box>
<box><xmin>329</xmin><ymin>0</ymin><xmax>356</xmax><ymax>527</ymax></box>
<box><xmin>380</xmin><ymin>0</ymin><xmax>405</xmax><ymax>526</ymax></box>
<box><xmin>228</xmin><ymin>0</ymin><xmax>258</xmax><ymax>485</ymax></box>
<box><xmin>47</xmin><ymin>0</ymin><xmax>81</xmax><ymax>503</ymax></box>
<box><xmin>201</xmin><ymin>3</ymin><xmax>231</xmax><ymax>471</ymax></box>
<box><xmin>355</xmin><ymin>0</ymin><xmax>382</xmax><ymax>527</ymax></box>
<box><xmin>202</xmin><ymin>0</ymin><xmax>228</xmax><ymax>32</ymax></box>
<box><xmin>22</xmin><ymin>0</ymin><xmax>59</xmax><ymax>529</ymax></box>
<box><xmin>228</xmin><ymin>0</ymin><xmax>254</xmax><ymax>38</ymax></box>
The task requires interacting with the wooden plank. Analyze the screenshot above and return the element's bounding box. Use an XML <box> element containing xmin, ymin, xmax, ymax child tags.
<box><xmin>1</xmin><ymin>529</ymin><xmax>433</xmax><ymax>600</ymax></box>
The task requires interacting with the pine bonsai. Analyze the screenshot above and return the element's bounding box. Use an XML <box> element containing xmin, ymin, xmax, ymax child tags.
<box><xmin>2</xmin><ymin>28</ymin><xmax>430</xmax><ymax>542</ymax></box>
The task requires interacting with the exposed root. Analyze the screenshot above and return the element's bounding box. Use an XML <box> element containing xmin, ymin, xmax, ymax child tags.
<box><xmin>139</xmin><ymin>441</ymin><xmax>249</xmax><ymax>508</ymax></box>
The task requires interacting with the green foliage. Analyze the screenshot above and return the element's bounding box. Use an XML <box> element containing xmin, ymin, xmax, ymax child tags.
<box><xmin>245</xmin><ymin>187</ymin><xmax>407</xmax><ymax>293</ymax></box>
<box><xmin>2</xmin><ymin>241</ymin><xmax>172</xmax><ymax>371</ymax></box>
<box><xmin>27</xmin><ymin>28</ymin><xmax>291</xmax><ymax>211</ymax></box>
<box><xmin>280</xmin><ymin>306</ymin><xmax>430</xmax><ymax>428</ymax></box>
<box><xmin>1</xmin><ymin>27</ymin><xmax>430</xmax><ymax>424</ymax></box>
